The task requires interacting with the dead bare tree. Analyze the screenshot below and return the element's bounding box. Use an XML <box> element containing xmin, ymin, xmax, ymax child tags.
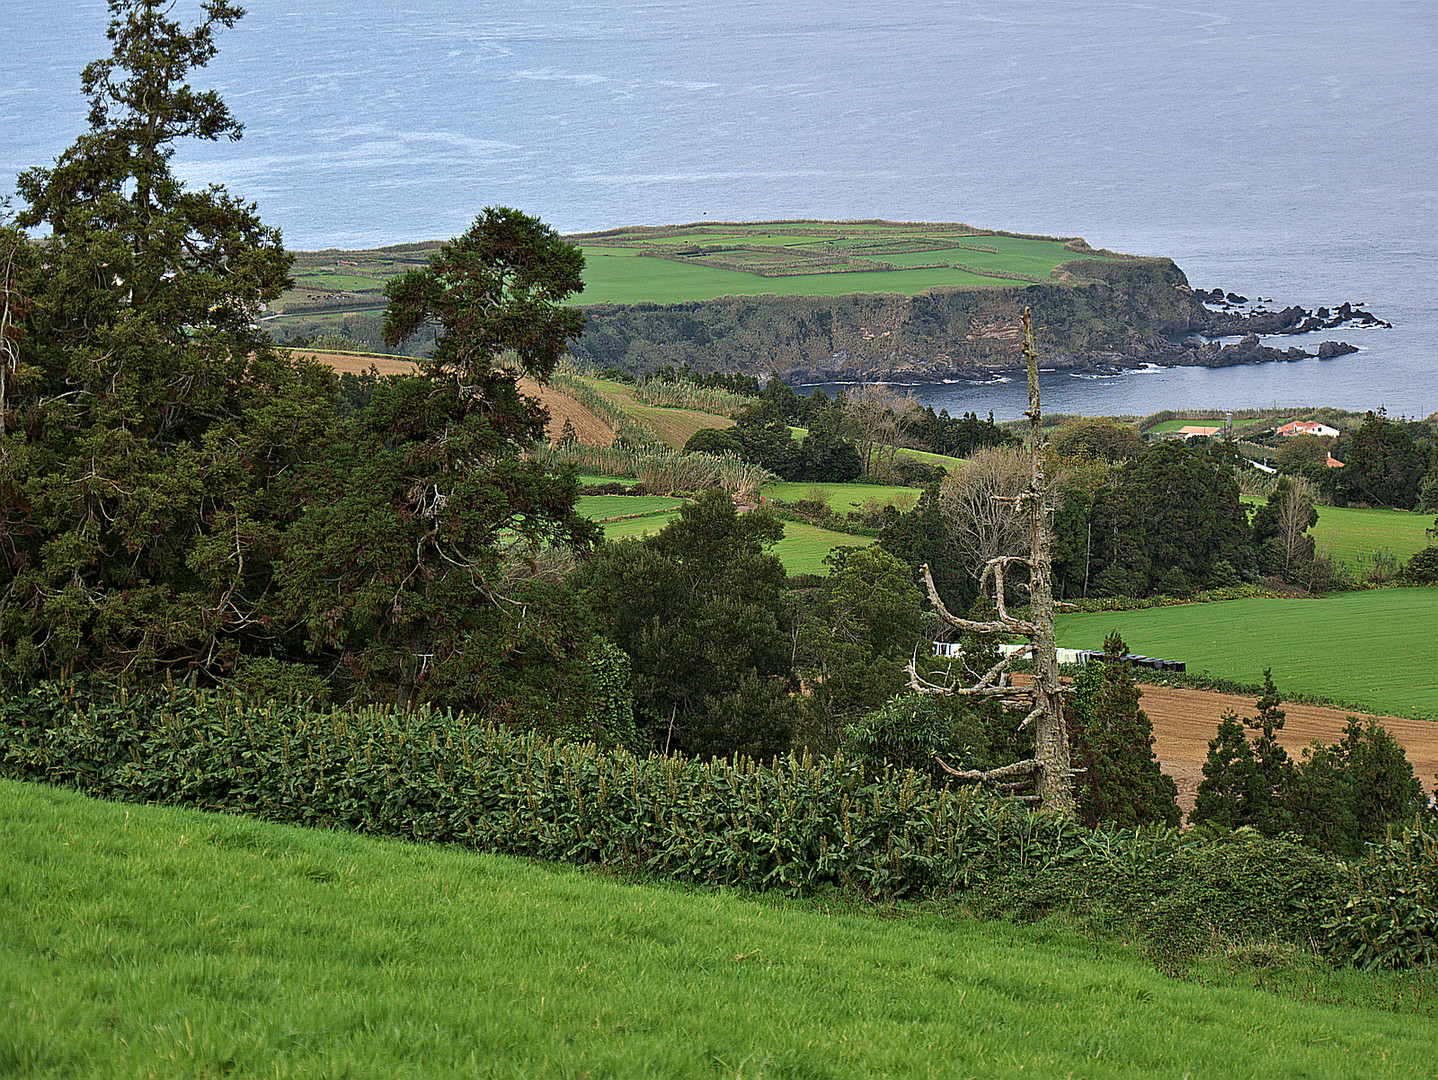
<box><xmin>842</xmin><ymin>382</ymin><xmax>922</xmax><ymax>480</ymax></box>
<box><xmin>906</xmin><ymin>308</ymin><xmax>1075</xmax><ymax>813</ymax></box>
<box><xmin>1276</xmin><ymin>474</ymin><xmax>1318</xmax><ymax>576</ymax></box>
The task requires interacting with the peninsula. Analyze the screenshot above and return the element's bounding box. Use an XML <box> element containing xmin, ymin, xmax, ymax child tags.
<box><xmin>273</xmin><ymin>220</ymin><xmax>1386</xmax><ymax>384</ymax></box>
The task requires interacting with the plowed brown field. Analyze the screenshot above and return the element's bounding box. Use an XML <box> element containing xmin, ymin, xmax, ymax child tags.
<box><xmin>1136</xmin><ymin>683</ymin><xmax>1438</xmax><ymax>815</ymax></box>
<box><xmin>303</xmin><ymin>353</ymin><xmax>615</xmax><ymax>446</ymax></box>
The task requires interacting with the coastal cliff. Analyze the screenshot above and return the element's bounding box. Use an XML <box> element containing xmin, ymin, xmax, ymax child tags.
<box><xmin>568</xmin><ymin>255</ymin><xmax>1383</xmax><ymax>384</ymax></box>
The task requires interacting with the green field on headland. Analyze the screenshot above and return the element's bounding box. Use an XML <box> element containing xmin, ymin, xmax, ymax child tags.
<box><xmin>277</xmin><ymin>221</ymin><xmax>1106</xmax><ymax>318</ymax></box>
<box><xmin>571</xmin><ymin>221</ymin><xmax>1088</xmax><ymax>303</ymax></box>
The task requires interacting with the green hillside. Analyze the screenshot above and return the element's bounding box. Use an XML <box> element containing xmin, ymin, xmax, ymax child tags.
<box><xmin>7</xmin><ymin>780</ymin><xmax>1434</xmax><ymax>1079</ymax></box>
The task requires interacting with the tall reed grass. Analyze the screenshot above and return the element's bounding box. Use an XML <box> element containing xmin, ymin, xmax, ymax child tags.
<box><xmin>632</xmin><ymin>380</ymin><xmax>756</xmax><ymax>417</ymax></box>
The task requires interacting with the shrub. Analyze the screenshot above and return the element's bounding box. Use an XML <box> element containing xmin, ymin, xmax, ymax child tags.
<box><xmin>1322</xmin><ymin>820</ymin><xmax>1438</xmax><ymax>970</ymax></box>
<box><xmin>1401</xmin><ymin>546</ymin><xmax>1438</xmax><ymax>584</ymax></box>
<box><xmin>1290</xmin><ymin>718</ymin><xmax>1425</xmax><ymax>856</ymax></box>
<box><xmin>842</xmin><ymin>692</ymin><xmax>956</xmax><ymax>777</ymax></box>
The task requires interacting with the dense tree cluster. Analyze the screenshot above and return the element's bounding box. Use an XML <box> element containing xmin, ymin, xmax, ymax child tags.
<box><xmin>1192</xmin><ymin>671</ymin><xmax>1424</xmax><ymax>855</ymax></box>
<box><xmin>1320</xmin><ymin>410</ymin><xmax>1436</xmax><ymax>510</ymax></box>
<box><xmin>880</xmin><ymin>434</ymin><xmax>1269</xmax><ymax>602</ymax></box>
<box><xmin>571</xmin><ymin>490</ymin><xmax>798</xmax><ymax>759</ymax></box>
<box><xmin>1</xmin><ymin>2</ymin><xmax>599</xmax><ymax>727</ymax></box>
<box><xmin>5</xmin><ymin>5</ymin><xmax>1428</xmax><ymax>872</ymax></box>
<box><xmin>683</xmin><ymin>399</ymin><xmax>862</xmax><ymax>483</ymax></box>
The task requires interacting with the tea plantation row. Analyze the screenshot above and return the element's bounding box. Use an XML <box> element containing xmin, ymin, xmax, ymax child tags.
<box><xmin>2</xmin><ymin>680</ymin><xmax>1433</xmax><ymax>969</ymax></box>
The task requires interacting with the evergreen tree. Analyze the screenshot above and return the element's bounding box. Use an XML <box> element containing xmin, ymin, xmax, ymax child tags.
<box><xmin>280</xmin><ymin>209</ymin><xmax>599</xmax><ymax>712</ymax></box>
<box><xmin>573</xmin><ymin>489</ymin><xmax>797</xmax><ymax>759</ymax></box>
<box><xmin>1246</xmin><ymin>669</ymin><xmax>1297</xmax><ymax>834</ymax></box>
<box><xmin>1191</xmin><ymin>710</ymin><xmax>1258</xmax><ymax>829</ymax></box>
<box><xmin>1</xmin><ymin>0</ymin><xmax>335</xmax><ymax>679</ymax></box>
<box><xmin>1190</xmin><ymin>669</ymin><xmax>1295</xmax><ymax>833</ymax></box>
<box><xmin>1290</xmin><ymin>719</ymin><xmax>1425</xmax><ymax>855</ymax></box>
<box><xmin>1067</xmin><ymin>631</ymin><xmax>1180</xmax><ymax>828</ymax></box>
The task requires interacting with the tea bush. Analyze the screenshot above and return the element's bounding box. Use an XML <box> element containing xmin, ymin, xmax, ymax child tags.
<box><xmin>1322</xmin><ymin>821</ymin><xmax>1438</xmax><ymax>970</ymax></box>
<box><xmin>2</xmin><ymin>678</ymin><xmax>1422</xmax><ymax>963</ymax></box>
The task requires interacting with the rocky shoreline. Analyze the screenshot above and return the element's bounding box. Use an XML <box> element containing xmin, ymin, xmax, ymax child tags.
<box><xmin>1077</xmin><ymin>290</ymin><xmax>1389</xmax><ymax>374</ymax></box>
<box><xmin>872</xmin><ymin>291</ymin><xmax>1392</xmax><ymax>385</ymax></box>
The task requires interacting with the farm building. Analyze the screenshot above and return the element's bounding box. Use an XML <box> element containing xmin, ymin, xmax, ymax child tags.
<box><xmin>1276</xmin><ymin>420</ymin><xmax>1340</xmax><ymax>439</ymax></box>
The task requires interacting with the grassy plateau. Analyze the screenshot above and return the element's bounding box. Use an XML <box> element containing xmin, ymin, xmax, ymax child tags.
<box><xmin>1055</xmin><ymin>588</ymin><xmax>1438</xmax><ymax>718</ymax></box>
<box><xmin>277</xmin><ymin>223</ymin><xmax>1097</xmax><ymax>322</ymax></box>
<box><xmin>6</xmin><ymin>779</ymin><xmax>1436</xmax><ymax>1079</ymax></box>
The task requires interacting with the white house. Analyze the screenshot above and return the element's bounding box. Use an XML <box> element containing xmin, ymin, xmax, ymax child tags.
<box><xmin>1276</xmin><ymin>420</ymin><xmax>1340</xmax><ymax>439</ymax></box>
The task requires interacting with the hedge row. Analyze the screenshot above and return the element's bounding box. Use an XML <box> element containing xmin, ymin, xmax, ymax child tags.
<box><xmin>2</xmin><ymin>680</ymin><xmax>1432</xmax><ymax>966</ymax></box>
<box><xmin>0</xmin><ymin>681</ymin><xmax>1075</xmax><ymax>897</ymax></box>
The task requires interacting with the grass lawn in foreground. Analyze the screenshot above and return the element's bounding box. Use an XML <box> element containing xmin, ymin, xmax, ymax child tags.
<box><xmin>1055</xmin><ymin>588</ymin><xmax>1438</xmax><ymax>718</ymax></box>
<box><xmin>6</xmin><ymin>780</ymin><xmax>1435</xmax><ymax>1079</ymax></box>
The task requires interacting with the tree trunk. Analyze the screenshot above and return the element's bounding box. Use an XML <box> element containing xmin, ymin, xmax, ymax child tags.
<box><xmin>908</xmin><ymin>307</ymin><xmax>1073</xmax><ymax>814</ymax></box>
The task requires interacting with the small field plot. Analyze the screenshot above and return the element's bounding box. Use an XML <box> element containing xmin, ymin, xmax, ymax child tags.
<box><xmin>577</xmin><ymin>495</ymin><xmax>688</xmax><ymax>541</ymax></box>
<box><xmin>576</xmin><ymin>495</ymin><xmax>688</xmax><ymax>521</ymax></box>
<box><xmin>772</xmin><ymin>520</ymin><xmax>872</xmax><ymax>576</ymax></box>
<box><xmin>1310</xmin><ymin>504</ymin><xmax>1434</xmax><ymax>568</ymax></box>
<box><xmin>763</xmin><ymin>481</ymin><xmax>920</xmax><ymax>515</ymax></box>
<box><xmin>595</xmin><ymin>383</ymin><xmax>731</xmax><ymax>449</ymax></box>
<box><xmin>1055</xmin><ymin>588</ymin><xmax>1438</xmax><ymax>718</ymax></box>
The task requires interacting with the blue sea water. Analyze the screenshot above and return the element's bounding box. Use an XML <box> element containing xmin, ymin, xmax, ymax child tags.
<box><xmin>6</xmin><ymin>0</ymin><xmax>1436</xmax><ymax>419</ymax></box>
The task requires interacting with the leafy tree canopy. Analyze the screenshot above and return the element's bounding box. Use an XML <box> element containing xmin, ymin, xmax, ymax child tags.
<box><xmin>573</xmin><ymin>489</ymin><xmax>796</xmax><ymax>760</ymax></box>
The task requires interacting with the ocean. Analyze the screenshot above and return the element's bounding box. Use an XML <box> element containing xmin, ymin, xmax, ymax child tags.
<box><xmin>6</xmin><ymin>0</ymin><xmax>1436</xmax><ymax>420</ymax></box>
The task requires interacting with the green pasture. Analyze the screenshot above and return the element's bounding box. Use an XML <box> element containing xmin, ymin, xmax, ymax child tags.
<box><xmin>575</xmin><ymin>253</ymin><xmax>1009</xmax><ymax>304</ymax></box>
<box><xmin>280</xmin><ymin>225</ymin><xmax>1103</xmax><ymax>314</ymax></box>
<box><xmin>1239</xmin><ymin>496</ymin><xmax>1433</xmax><ymax>568</ymax></box>
<box><xmin>1144</xmin><ymin>419</ymin><xmax>1201</xmax><ymax>434</ymax></box>
<box><xmin>1311</xmin><ymin>504</ymin><xmax>1434</xmax><ymax>567</ymax></box>
<box><xmin>291</xmin><ymin>272</ymin><xmax>382</xmax><ymax>291</ymax></box>
<box><xmin>593</xmin><ymin>512</ymin><xmax>683</xmax><ymax>540</ymax></box>
<box><xmin>897</xmin><ymin>445</ymin><xmax>967</xmax><ymax>470</ymax></box>
<box><xmin>5</xmin><ymin>780</ymin><xmax>1434</xmax><ymax>1079</ymax></box>
<box><xmin>577</xmin><ymin>495</ymin><xmax>687</xmax><ymax>540</ymax></box>
<box><xmin>762</xmin><ymin>480</ymin><xmax>920</xmax><ymax>515</ymax></box>
<box><xmin>581</xmin><ymin>501</ymin><xmax>869</xmax><ymax>573</ymax></box>
<box><xmin>1055</xmin><ymin>588</ymin><xmax>1438</xmax><ymax>718</ymax></box>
